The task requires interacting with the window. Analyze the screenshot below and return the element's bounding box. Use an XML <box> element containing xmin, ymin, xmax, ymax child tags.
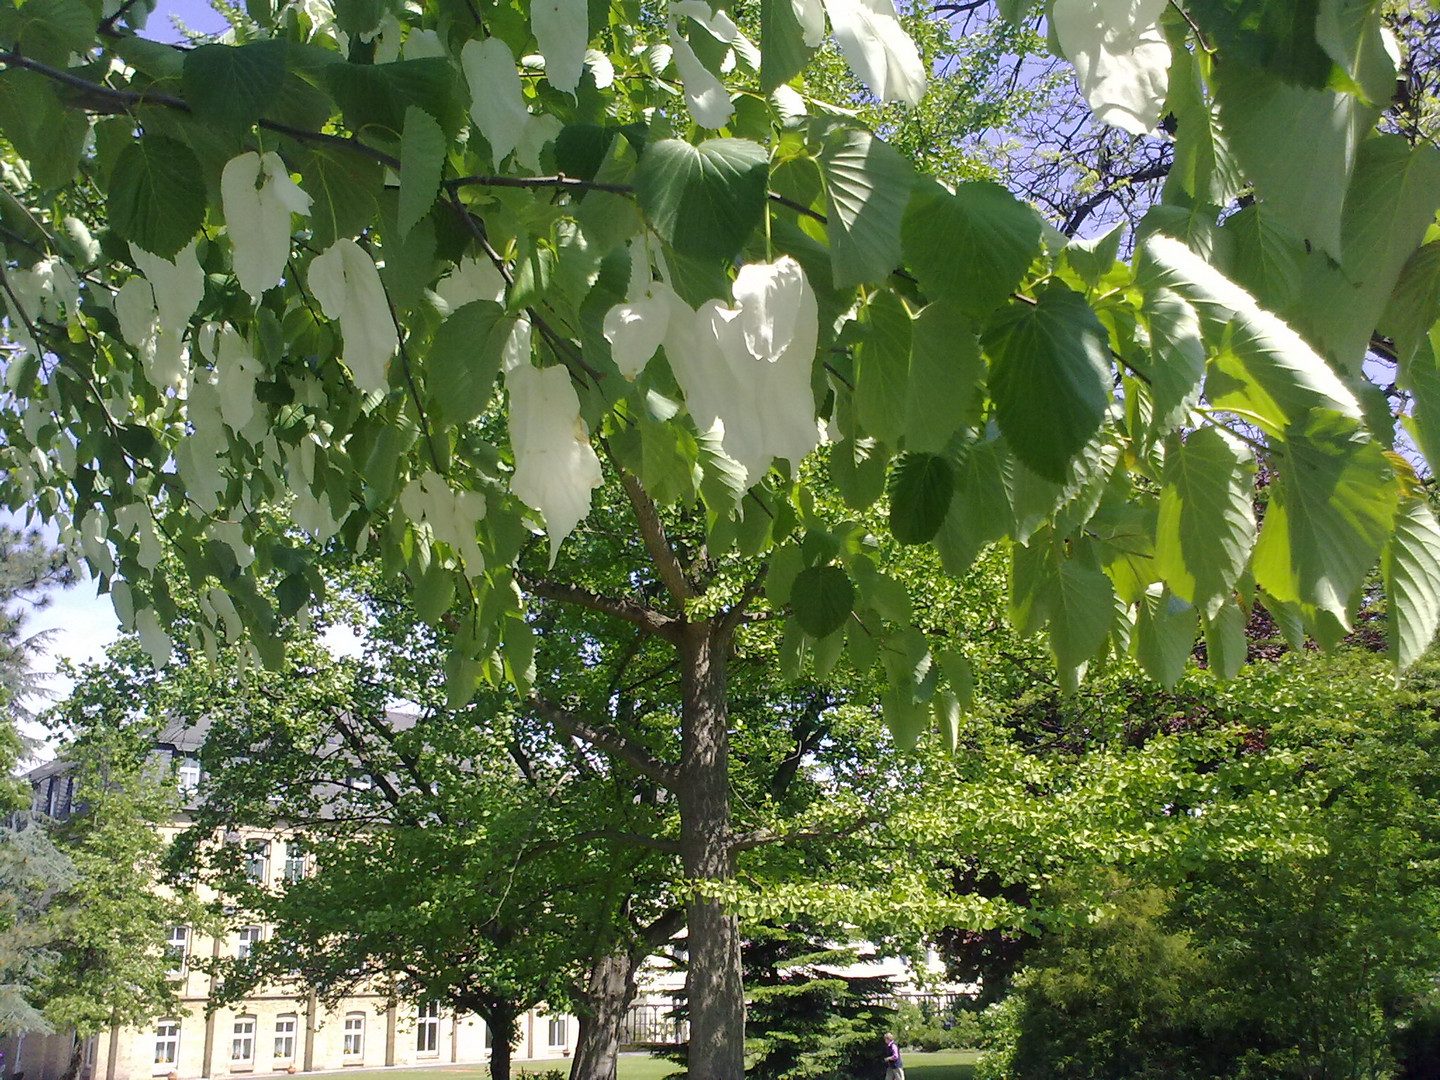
<box><xmin>237</xmin><ymin>925</ymin><xmax>262</xmax><ymax>961</ymax></box>
<box><xmin>483</xmin><ymin>1023</ymin><xmax>491</xmax><ymax>1050</ymax></box>
<box><xmin>342</xmin><ymin>1013</ymin><xmax>364</xmax><ymax>1059</ymax></box>
<box><xmin>282</xmin><ymin>842</ymin><xmax>308</xmax><ymax>883</ymax></box>
<box><xmin>164</xmin><ymin>926</ymin><xmax>188</xmax><ymax>976</ymax></box>
<box><xmin>547</xmin><ymin>1017</ymin><xmax>568</xmax><ymax>1048</ymax></box>
<box><xmin>176</xmin><ymin>755</ymin><xmax>201</xmax><ymax>796</ymax></box>
<box><xmin>154</xmin><ymin>1020</ymin><xmax>180</xmax><ymax>1069</ymax></box>
<box><xmin>273</xmin><ymin>1015</ymin><xmax>296</xmax><ymax>1061</ymax></box>
<box><xmin>244</xmin><ymin>840</ymin><xmax>270</xmax><ymax>885</ymax></box>
<box><xmin>416</xmin><ymin>1002</ymin><xmax>440</xmax><ymax>1054</ymax></box>
<box><xmin>231</xmin><ymin>1017</ymin><xmax>255</xmax><ymax>1067</ymax></box>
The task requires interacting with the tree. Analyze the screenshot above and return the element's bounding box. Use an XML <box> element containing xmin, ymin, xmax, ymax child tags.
<box><xmin>0</xmin><ymin>526</ymin><xmax>73</xmax><ymax>1036</ymax></box>
<box><xmin>2</xmin><ymin>0</ymin><xmax>1439</xmax><ymax>1074</ymax></box>
<box><xmin>24</xmin><ymin>654</ymin><xmax>214</xmax><ymax>1080</ymax></box>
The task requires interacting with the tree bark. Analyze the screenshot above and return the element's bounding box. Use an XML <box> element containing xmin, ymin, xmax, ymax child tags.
<box><xmin>570</xmin><ymin>945</ymin><xmax>639</xmax><ymax>1080</ymax></box>
<box><xmin>677</xmin><ymin>622</ymin><xmax>744</xmax><ymax>1080</ymax></box>
<box><xmin>486</xmin><ymin>1004</ymin><xmax>518</xmax><ymax>1080</ymax></box>
<box><xmin>58</xmin><ymin>1033</ymin><xmax>83</xmax><ymax>1080</ymax></box>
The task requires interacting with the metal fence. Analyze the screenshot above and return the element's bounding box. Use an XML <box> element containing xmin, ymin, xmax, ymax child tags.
<box><xmin>620</xmin><ymin>1002</ymin><xmax>688</xmax><ymax>1047</ymax></box>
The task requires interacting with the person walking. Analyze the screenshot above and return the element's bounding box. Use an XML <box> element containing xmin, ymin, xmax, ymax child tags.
<box><xmin>883</xmin><ymin>1033</ymin><xmax>904</xmax><ymax>1080</ymax></box>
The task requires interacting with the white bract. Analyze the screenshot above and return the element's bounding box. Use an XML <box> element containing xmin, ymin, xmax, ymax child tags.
<box><xmin>507</xmin><ymin>363</ymin><xmax>604</xmax><ymax>566</ymax></box>
<box><xmin>307</xmin><ymin>239</ymin><xmax>397</xmax><ymax>395</ymax></box>
<box><xmin>221</xmin><ymin>151</ymin><xmax>313</xmax><ymax>301</ymax></box>
<box><xmin>821</xmin><ymin>0</ymin><xmax>926</xmax><ymax>106</ymax></box>
<box><xmin>791</xmin><ymin>0</ymin><xmax>826</xmax><ymax>46</ymax></box>
<box><xmin>397</xmin><ymin>470</ymin><xmax>488</xmax><ymax>574</ymax></box>
<box><xmin>135</xmin><ymin>607</ymin><xmax>173</xmax><ymax>669</ymax></box>
<box><xmin>433</xmin><ymin>256</ymin><xmax>507</xmax><ymax>314</ymax></box>
<box><xmin>461</xmin><ymin>37</ymin><xmax>532</xmax><ymax>163</ymax></box>
<box><xmin>532</xmin><ymin>0</ymin><xmax>588</xmax><ymax>94</ymax></box>
<box><xmin>1052</xmin><ymin>0</ymin><xmax>1172</xmax><ymax>135</ymax></box>
<box><xmin>118</xmin><ymin>241</ymin><xmax>204</xmax><ymax>388</ymax></box>
<box><xmin>206</xmin><ymin>324</ymin><xmax>263</xmax><ymax>433</ymax></box>
<box><xmin>668</xmin><ymin>257</ymin><xmax>821</xmax><ymax>489</ymax></box>
<box><xmin>403</xmin><ymin>28</ymin><xmax>445</xmax><ymax>58</ymax></box>
<box><xmin>668</xmin><ymin>16</ymin><xmax>734</xmax><ymax>129</ymax></box>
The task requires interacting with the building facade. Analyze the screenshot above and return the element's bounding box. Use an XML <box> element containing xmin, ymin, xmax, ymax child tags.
<box><xmin>4</xmin><ymin>751</ymin><xmax>581</xmax><ymax>1080</ymax></box>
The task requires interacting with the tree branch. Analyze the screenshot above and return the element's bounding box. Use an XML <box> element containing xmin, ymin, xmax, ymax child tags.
<box><xmin>1060</xmin><ymin>160</ymin><xmax>1171</xmax><ymax>236</ymax></box>
<box><xmin>528</xmin><ymin>694</ymin><xmax>678</xmax><ymax>789</ymax></box>
<box><xmin>519</xmin><ymin>571</ymin><xmax>679</xmax><ymax>638</ymax></box>
<box><xmin>730</xmin><ymin>811</ymin><xmax>882</xmax><ymax>852</ymax></box>
<box><xmin>718</xmin><ymin>563</ymin><xmax>769</xmax><ymax>638</ymax></box>
<box><xmin>0</xmin><ymin>48</ymin><xmax>402</xmax><ymax>172</ymax></box>
<box><xmin>616</xmin><ymin>464</ymin><xmax>695</xmax><ymax>608</ymax></box>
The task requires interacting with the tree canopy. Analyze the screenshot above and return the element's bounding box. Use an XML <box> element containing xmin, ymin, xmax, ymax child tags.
<box><xmin>2</xmin><ymin>0</ymin><xmax>1440</xmax><ymax>1074</ymax></box>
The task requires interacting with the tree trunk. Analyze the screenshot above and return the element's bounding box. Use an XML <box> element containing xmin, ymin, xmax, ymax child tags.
<box><xmin>58</xmin><ymin>1034</ymin><xmax>83</xmax><ymax>1080</ymax></box>
<box><xmin>570</xmin><ymin>945</ymin><xmax>640</xmax><ymax>1080</ymax></box>
<box><xmin>677</xmin><ymin>622</ymin><xmax>744</xmax><ymax>1080</ymax></box>
<box><xmin>486</xmin><ymin>1004</ymin><xmax>518</xmax><ymax>1080</ymax></box>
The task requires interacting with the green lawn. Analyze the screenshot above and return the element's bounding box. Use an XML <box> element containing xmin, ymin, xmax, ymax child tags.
<box><xmin>331</xmin><ymin>1048</ymin><xmax>978</xmax><ymax>1080</ymax></box>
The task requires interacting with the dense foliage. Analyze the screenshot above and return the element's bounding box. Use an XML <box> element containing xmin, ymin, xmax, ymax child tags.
<box><xmin>3</xmin><ymin>0</ymin><xmax>1440</xmax><ymax>1074</ymax></box>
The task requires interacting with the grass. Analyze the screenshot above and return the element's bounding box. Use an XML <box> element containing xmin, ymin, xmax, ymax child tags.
<box><xmin>327</xmin><ymin>1048</ymin><xmax>978</xmax><ymax>1080</ymax></box>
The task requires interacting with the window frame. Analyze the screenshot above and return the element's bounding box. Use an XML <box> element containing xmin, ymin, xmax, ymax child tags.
<box><xmin>230</xmin><ymin>1016</ymin><xmax>256</xmax><ymax>1069</ymax></box>
<box><xmin>236</xmin><ymin>925</ymin><xmax>263</xmax><ymax>961</ymax></box>
<box><xmin>416</xmin><ymin>1001</ymin><xmax>441</xmax><ymax>1055</ymax></box>
<box><xmin>153</xmin><ymin>1020</ymin><xmax>181</xmax><ymax>1073</ymax></box>
<box><xmin>273</xmin><ymin>1014</ymin><xmax>297</xmax><ymax>1061</ymax></box>
<box><xmin>342</xmin><ymin>1013</ymin><xmax>364</xmax><ymax>1060</ymax></box>
<box><xmin>546</xmin><ymin>1016</ymin><xmax>568</xmax><ymax>1048</ymax></box>
<box><xmin>163</xmin><ymin>925</ymin><xmax>189</xmax><ymax>977</ymax></box>
<box><xmin>244</xmin><ymin>840</ymin><xmax>270</xmax><ymax>886</ymax></box>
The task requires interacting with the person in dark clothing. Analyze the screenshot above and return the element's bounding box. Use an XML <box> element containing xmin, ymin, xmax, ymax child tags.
<box><xmin>883</xmin><ymin>1033</ymin><xmax>905</xmax><ymax>1080</ymax></box>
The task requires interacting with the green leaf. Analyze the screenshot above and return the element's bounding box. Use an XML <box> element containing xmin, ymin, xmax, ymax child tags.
<box><xmin>933</xmin><ymin>435</ymin><xmax>1013</xmax><ymax>575</ymax></box>
<box><xmin>325</xmin><ymin>59</ymin><xmax>466</xmax><ymax>139</ymax></box>
<box><xmin>1222</xmin><ymin>202</ymin><xmax>1305</xmax><ymax>312</ymax></box>
<box><xmin>1163</xmin><ymin>46</ymin><xmax>1243</xmax><ymax>208</ymax></box>
<box><xmin>906</xmin><ymin>302</ymin><xmax>982</xmax><ymax>453</ymax></box>
<box><xmin>1185</xmin><ymin>0</ymin><xmax>1335</xmax><ymax>87</ymax></box>
<box><xmin>334</xmin><ymin>0</ymin><xmax>384</xmax><ymax>36</ymax></box>
<box><xmin>938</xmin><ymin>647</ymin><xmax>973</xmax><ymax>711</ymax></box>
<box><xmin>1315</xmin><ymin>0</ymin><xmax>1396</xmax><ymax>104</ymax></box>
<box><xmin>854</xmin><ymin>290</ymin><xmax>912</xmax><ymax>446</ymax></box>
<box><xmin>1380</xmin><ymin>241</ymin><xmax>1440</xmax><ymax>364</ymax></box>
<box><xmin>0</xmin><ymin>69</ymin><xmax>89</xmax><ymax>190</ymax></box>
<box><xmin>889</xmin><ymin>452</ymin><xmax>954</xmax><ymax>545</ymax></box>
<box><xmin>182</xmin><ymin>41</ymin><xmax>289</xmax><ymax>132</ymax></box>
<box><xmin>766</xmin><ymin>542</ymin><xmax>804</xmax><ymax>606</ymax></box>
<box><xmin>1132</xmin><ymin>585</ymin><xmax>1197</xmax><ymax>688</ymax></box>
<box><xmin>1155</xmin><ymin>427</ymin><xmax>1257</xmax><ymax>617</ymax></box>
<box><xmin>790</xmin><ymin>565</ymin><xmax>855</xmax><ymax>639</ymax></box>
<box><xmin>503</xmin><ymin>615</ymin><xmax>536</xmax><ymax>697</ymax></box>
<box><xmin>853</xmin><ymin>563</ymin><xmax>913</xmax><ymax>624</ymax></box>
<box><xmin>760</xmin><ymin>0</ymin><xmax>815</xmax><ymax>91</ymax></box>
<box><xmin>415</xmin><ymin>561</ymin><xmax>455</xmax><ymax>624</ymax></box>
<box><xmin>816</xmin><ymin>123</ymin><xmax>914</xmax><ymax>288</ymax></box>
<box><xmin>301</xmin><ymin>145</ymin><xmax>382</xmax><ymax>247</ymax></box>
<box><xmin>829</xmin><ymin>437</ymin><xmax>890</xmax><ymax>511</ymax></box>
<box><xmin>398</xmin><ymin>106</ymin><xmax>445</xmax><ymax>239</ymax></box>
<box><xmin>1293</xmin><ymin>136</ymin><xmax>1440</xmax><ymax>375</ymax></box>
<box><xmin>554</xmin><ymin>124</ymin><xmax>616</xmax><ymax>185</ymax></box>
<box><xmin>0</xmin><ymin>0</ymin><xmax>98</xmax><ymax>66</ymax></box>
<box><xmin>1253</xmin><ymin>411</ymin><xmax>1397</xmax><ymax>621</ymax></box>
<box><xmin>426</xmin><ymin>301</ymin><xmax>510</xmax><ymax>426</ymax></box>
<box><xmin>983</xmin><ymin>285</ymin><xmax>1111</xmax><ymax>484</ymax></box>
<box><xmin>634</xmin><ymin>138</ymin><xmax>769</xmax><ymax>261</ymax></box>
<box><xmin>902</xmin><ymin>178</ymin><xmax>1042</xmax><ymax>319</ymax></box>
<box><xmin>1399</xmin><ymin>337</ymin><xmax>1440</xmax><ymax>467</ymax></box>
<box><xmin>1065</xmin><ymin>225</ymin><xmax>1125</xmax><ymax>290</ymax></box>
<box><xmin>1212</xmin><ymin>61</ymin><xmax>1372</xmax><ymax>259</ymax></box>
<box><xmin>1383</xmin><ymin>495</ymin><xmax>1440</xmax><ymax>670</ymax></box>
<box><xmin>108</xmin><ymin>137</ymin><xmax>206</xmax><ymax>258</ymax></box>
<box><xmin>1140</xmin><ymin>288</ymin><xmax>1205</xmax><ymax>432</ymax></box>
<box><xmin>1048</xmin><ymin>555</ymin><xmax>1115</xmax><ymax>672</ymax></box>
<box><xmin>1203</xmin><ymin>600</ymin><xmax>1248</xmax><ymax>681</ymax></box>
